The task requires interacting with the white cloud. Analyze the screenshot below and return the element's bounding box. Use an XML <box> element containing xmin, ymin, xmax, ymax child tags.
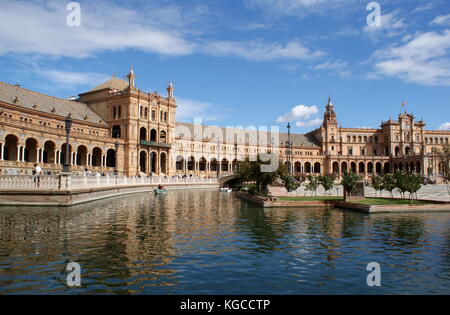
<box><xmin>314</xmin><ymin>61</ymin><xmax>350</xmax><ymax>77</ymax></box>
<box><xmin>370</xmin><ymin>30</ymin><xmax>450</xmax><ymax>86</ymax></box>
<box><xmin>176</xmin><ymin>98</ymin><xmax>228</xmax><ymax>122</ymax></box>
<box><xmin>363</xmin><ymin>12</ymin><xmax>406</xmax><ymax>39</ymax></box>
<box><xmin>438</xmin><ymin>122</ymin><xmax>450</xmax><ymax>131</ymax></box>
<box><xmin>0</xmin><ymin>0</ymin><xmax>328</xmax><ymax>65</ymax></box>
<box><xmin>203</xmin><ymin>40</ymin><xmax>325</xmax><ymax>61</ymax></box>
<box><xmin>296</xmin><ymin>118</ymin><xmax>323</xmax><ymax>128</ymax></box>
<box><xmin>430</xmin><ymin>14</ymin><xmax>450</xmax><ymax>26</ymax></box>
<box><xmin>0</xmin><ymin>0</ymin><xmax>195</xmax><ymax>58</ymax></box>
<box><xmin>244</xmin><ymin>0</ymin><xmax>355</xmax><ymax>19</ymax></box>
<box><xmin>277</xmin><ymin>105</ymin><xmax>319</xmax><ymax>123</ymax></box>
<box><xmin>37</xmin><ymin>69</ymin><xmax>110</xmax><ymax>88</ymax></box>
<box><xmin>412</xmin><ymin>2</ymin><xmax>436</xmax><ymax>13</ymax></box>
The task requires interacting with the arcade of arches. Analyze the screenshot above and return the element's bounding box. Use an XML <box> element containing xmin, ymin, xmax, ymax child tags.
<box><xmin>1</xmin><ymin>77</ymin><xmax>449</xmax><ymax>178</ymax></box>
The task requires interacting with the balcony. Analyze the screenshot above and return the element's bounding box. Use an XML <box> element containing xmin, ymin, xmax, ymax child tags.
<box><xmin>140</xmin><ymin>140</ymin><xmax>171</xmax><ymax>149</ymax></box>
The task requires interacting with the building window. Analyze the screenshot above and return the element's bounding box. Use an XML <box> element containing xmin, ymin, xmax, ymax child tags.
<box><xmin>113</xmin><ymin>107</ymin><xmax>117</xmax><ymax>119</ymax></box>
<box><xmin>118</xmin><ymin>106</ymin><xmax>122</xmax><ymax>119</ymax></box>
<box><xmin>152</xmin><ymin>110</ymin><xmax>156</xmax><ymax>121</ymax></box>
<box><xmin>348</xmin><ymin>147</ymin><xmax>353</xmax><ymax>156</ymax></box>
<box><xmin>112</xmin><ymin>125</ymin><xmax>121</xmax><ymax>139</ymax></box>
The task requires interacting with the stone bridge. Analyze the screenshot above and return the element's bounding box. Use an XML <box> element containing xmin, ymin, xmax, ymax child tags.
<box><xmin>218</xmin><ymin>172</ymin><xmax>238</xmax><ymax>187</ymax></box>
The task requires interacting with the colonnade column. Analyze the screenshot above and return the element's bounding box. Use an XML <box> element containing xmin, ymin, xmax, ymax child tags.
<box><xmin>0</xmin><ymin>143</ymin><xmax>4</xmax><ymax>161</ymax></box>
<box><xmin>20</xmin><ymin>146</ymin><xmax>25</xmax><ymax>162</ymax></box>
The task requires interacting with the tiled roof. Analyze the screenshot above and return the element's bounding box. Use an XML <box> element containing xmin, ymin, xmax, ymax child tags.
<box><xmin>0</xmin><ymin>81</ymin><xmax>107</xmax><ymax>125</ymax></box>
<box><xmin>89</xmin><ymin>76</ymin><xmax>129</xmax><ymax>92</ymax></box>
<box><xmin>175</xmin><ymin>122</ymin><xmax>320</xmax><ymax>148</ymax></box>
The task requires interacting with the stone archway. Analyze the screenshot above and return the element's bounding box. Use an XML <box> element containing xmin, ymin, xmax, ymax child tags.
<box><xmin>92</xmin><ymin>147</ymin><xmax>102</xmax><ymax>167</ymax></box>
<box><xmin>24</xmin><ymin>138</ymin><xmax>38</xmax><ymax>162</ymax></box>
<box><xmin>176</xmin><ymin>155</ymin><xmax>184</xmax><ymax>171</ymax></box>
<box><xmin>4</xmin><ymin>134</ymin><xmax>19</xmax><ymax>161</ymax></box>
<box><xmin>160</xmin><ymin>152</ymin><xmax>167</xmax><ymax>174</ymax></box>
<box><xmin>106</xmin><ymin>149</ymin><xmax>116</xmax><ymax>168</ymax></box>
<box><xmin>140</xmin><ymin>151</ymin><xmax>147</xmax><ymax>173</ymax></box>
<box><xmin>43</xmin><ymin>141</ymin><xmax>56</xmax><ymax>164</ymax></box>
<box><xmin>150</xmin><ymin>152</ymin><xmax>157</xmax><ymax>173</ymax></box>
<box><xmin>77</xmin><ymin>145</ymin><xmax>88</xmax><ymax>166</ymax></box>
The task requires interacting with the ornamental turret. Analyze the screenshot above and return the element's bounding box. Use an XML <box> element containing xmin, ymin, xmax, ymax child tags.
<box><xmin>127</xmin><ymin>66</ymin><xmax>135</xmax><ymax>89</ymax></box>
<box><xmin>323</xmin><ymin>96</ymin><xmax>337</xmax><ymax>125</ymax></box>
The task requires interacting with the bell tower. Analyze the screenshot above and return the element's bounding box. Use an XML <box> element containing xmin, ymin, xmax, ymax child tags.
<box><xmin>323</xmin><ymin>96</ymin><xmax>337</xmax><ymax>125</ymax></box>
<box><xmin>322</xmin><ymin>97</ymin><xmax>339</xmax><ymax>157</ymax></box>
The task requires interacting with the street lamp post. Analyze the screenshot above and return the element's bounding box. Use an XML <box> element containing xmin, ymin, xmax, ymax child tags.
<box><xmin>286</xmin><ymin>122</ymin><xmax>292</xmax><ymax>175</ymax></box>
<box><xmin>234</xmin><ymin>143</ymin><xmax>238</xmax><ymax>173</ymax></box>
<box><xmin>217</xmin><ymin>141</ymin><xmax>221</xmax><ymax>178</ymax></box>
<box><xmin>62</xmin><ymin>113</ymin><xmax>73</xmax><ymax>174</ymax></box>
<box><xmin>114</xmin><ymin>139</ymin><xmax>119</xmax><ymax>176</ymax></box>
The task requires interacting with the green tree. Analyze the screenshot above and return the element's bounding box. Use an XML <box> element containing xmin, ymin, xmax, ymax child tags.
<box><xmin>371</xmin><ymin>175</ymin><xmax>384</xmax><ymax>197</ymax></box>
<box><xmin>437</xmin><ymin>144</ymin><xmax>450</xmax><ymax>195</ymax></box>
<box><xmin>283</xmin><ymin>175</ymin><xmax>300</xmax><ymax>193</ymax></box>
<box><xmin>341</xmin><ymin>171</ymin><xmax>360</xmax><ymax>199</ymax></box>
<box><xmin>405</xmin><ymin>173</ymin><xmax>423</xmax><ymax>202</ymax></box>
<box><xmin>318</xmin><ymin>174</ymin><xmax>334</xmax><ymax>196</ymax></box>
<box><xmin>394</xmin><ymin>172</ymin><xmax>408</xmax><ymax>199</ymax></box>
<box><xmin>305</xmin><ymin>175</ymin><xmax>320</xmax><ymax>196</ymax></box>
<box><xmin>236</xmin><ymin>157</ymin><xmax>288</xmax><ymax>196</ymax></box>
<box><xmin>382</xmin><ymin>174</ymin><xmax>396</xmax><ymax>198</ymax></box>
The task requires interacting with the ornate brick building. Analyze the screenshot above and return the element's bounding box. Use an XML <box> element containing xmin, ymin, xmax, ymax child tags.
<box><xmin>0</xmin><ymin>69</ymin><xmax>449</xmax><ymax>180</ymax></box>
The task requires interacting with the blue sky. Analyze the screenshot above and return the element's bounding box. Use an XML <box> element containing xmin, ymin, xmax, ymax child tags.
<box><xmin>0</xmin><ymin>0</ymin><xmax>450</xmax><ymax>132</ymax></box>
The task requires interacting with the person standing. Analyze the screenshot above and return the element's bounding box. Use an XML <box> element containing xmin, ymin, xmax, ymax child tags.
<box><xmin>33</xmin><ymin>163</ymin><xmax>42</xmax><ymax>188</ymax></box>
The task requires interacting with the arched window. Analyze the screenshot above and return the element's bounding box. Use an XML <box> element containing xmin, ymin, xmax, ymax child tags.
<box><xmin>140</xmin><ymin>127</ymin><xmax>147</xmax><ymax>141</ymax></box>
<box><xmin>150</xmin><ymin>129</ymin><xmax>157</xmax><ymax>142</ymax></box>
<box><xmin>112</xmin><ymin>125</ymin><xmax>121</xmax><ymax>139</ymax></box>
<box><xmin>160</xmin><ymin>131</ymin><xmax>167</xmax><ymax>143</ymax></box>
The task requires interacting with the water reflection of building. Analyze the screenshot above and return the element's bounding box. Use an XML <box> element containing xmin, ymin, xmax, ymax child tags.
<box><xmin>1</xmin><ymin>69</ymin><xmax>449</xmax><ymax>179</ymax></box>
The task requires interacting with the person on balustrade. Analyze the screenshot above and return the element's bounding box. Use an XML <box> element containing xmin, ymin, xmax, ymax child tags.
<box><xmin>33</xmin><ymin>163</ymin><xmax>42</xmax><ymax>188</ymax></box>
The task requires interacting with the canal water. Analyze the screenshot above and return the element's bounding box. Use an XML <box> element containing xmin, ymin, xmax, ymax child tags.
<box><xmin>0</xmin><ymin>189</ymin><xmax>449</xmax><ymax>294</ymax></box>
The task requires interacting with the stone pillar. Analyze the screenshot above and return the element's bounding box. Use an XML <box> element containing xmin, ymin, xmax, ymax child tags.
<box><xmin>0</xmin><ymin>143</ymin><xmax>4</xmax><ymax>161</ymax></box>
<box><xmin>20</xmin><ymin>146</ymin><xmax>25</xmax><ymax>162</ymax></box>
<box><xmin>36</xmin><ymin>147</ymin><xmax>40</xmax><ymax>163</ymax></box>
<box><xmin>40</xmin><ymin>148</ymin><xmax>44</xmax><ymax>163</ymax></box>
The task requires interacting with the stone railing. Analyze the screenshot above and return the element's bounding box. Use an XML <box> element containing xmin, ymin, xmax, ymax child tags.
<box><xmin>0</xmin><ymin>175</ymin><xmax>217</xmax><ymax>191</ymax></box>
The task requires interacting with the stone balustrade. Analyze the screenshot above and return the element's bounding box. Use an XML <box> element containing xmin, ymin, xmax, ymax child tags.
<box><xmin>0</xmin><ymin>175</ymin><xmax>217</xmax><ymax>191</ymax></box>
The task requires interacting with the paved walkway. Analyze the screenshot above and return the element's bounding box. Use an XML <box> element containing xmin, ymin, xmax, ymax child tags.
<box><xmin>270</xmin><ymin>184</ymin><xmax>450</xmax><ymax>201</ymax></box>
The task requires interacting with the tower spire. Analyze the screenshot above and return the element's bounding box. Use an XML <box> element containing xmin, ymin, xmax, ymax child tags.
<box><xmin>167</xmin><ymin>81</ymin><xmax>174</xmax><ymax>98</ymax></box>
<box><xmin>127</xmin><ymin>65</ymin><xmax>135</xmax><ymax>88</ymax></box>
<box><xmin>323</xmin><ymin>96</ymin><xmax>337</xmax><ymax>125</ymax></box>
